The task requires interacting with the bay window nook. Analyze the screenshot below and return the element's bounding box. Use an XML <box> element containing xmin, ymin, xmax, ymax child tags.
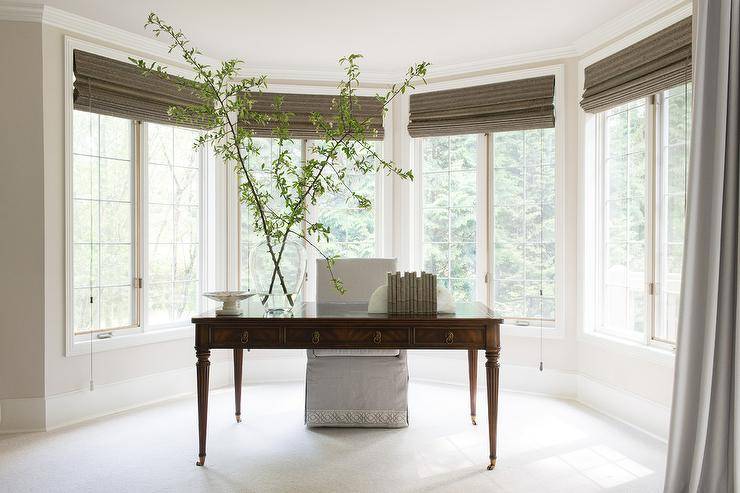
<box><xmin>6</xmin><ymin>2</ymin><xmax>725</xmax><ymax>490</ymax></box>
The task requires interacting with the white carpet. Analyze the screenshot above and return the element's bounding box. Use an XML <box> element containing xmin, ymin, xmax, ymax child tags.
<box><xmin>0</xmin><ymin>382</ymin><xmax>666</xmax><ymax>492</ymax></box>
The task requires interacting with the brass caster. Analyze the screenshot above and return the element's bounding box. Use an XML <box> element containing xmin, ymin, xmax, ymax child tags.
<box><xmin>487</xmin><ymin>459</ymin><xmax>496</xmax><ymax>470</ymax></box>
<box><xmin>471</xmin><ymin>415</ymin><xmax>477</xmax><ymax>425</ymax></box>
<box><xmin>236</xmin><ymin>414</ymin><xmax>242</xmax><ymax>423</ymax></box>
<box><xmin>196</xmin><ymin>456</ymin><xmax>205</xmax><ymax>467</ymax></box>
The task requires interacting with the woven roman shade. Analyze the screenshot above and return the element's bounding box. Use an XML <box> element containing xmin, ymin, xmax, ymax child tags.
<box><xmin>73</xmin><ymin>50</ymin><xmax>208</xmax><ymax>128</ymax></box>
<box><xmin>580</xmin><ymin>17</ymin><xmax>692</xmax><ymax>113</ymax></box>
<box><xmin>237</xmin><ymin>92</ymin><xmax>385</xmax><ymax>140</ymax></box>
<box><xmin>407</xmin><ymin>75</ymin><xmax>555</xmax><ymax>138</ymax></box>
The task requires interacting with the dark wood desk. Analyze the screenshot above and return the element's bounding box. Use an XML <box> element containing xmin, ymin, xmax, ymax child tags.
<box><xmin>192</xmin><ymin>302</ymin><xmax>502</xmax><ymax>469</ymax></box>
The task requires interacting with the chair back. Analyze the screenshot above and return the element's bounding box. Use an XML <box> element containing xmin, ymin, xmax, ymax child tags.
<box><xmin>316</xmin><ymin>258</ymin><xmax>397</xmax><ymax>303</ymax></box>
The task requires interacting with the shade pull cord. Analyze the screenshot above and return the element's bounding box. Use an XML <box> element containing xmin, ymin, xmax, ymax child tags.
<box><xmin>539</xmin><ymin>130</ymin><xmax>545</xmax><ymax>372</ymax></box>
<box><xmin>88</xmin><ymin>78</ymin><xmax>95</xmax><ymax>392</ymax></box>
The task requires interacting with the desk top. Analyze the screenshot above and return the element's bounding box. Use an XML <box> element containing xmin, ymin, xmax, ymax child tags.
<box><xmin>193</xmin><ymin>301</ymin><xmax>499</xmax><ymax>323</ymax></box>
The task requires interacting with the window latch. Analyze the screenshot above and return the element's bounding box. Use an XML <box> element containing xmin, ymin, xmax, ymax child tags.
<box><xmin>133</xmin><ymin>277</ymin><xmax>143</xmax><ymax>289</ymax></box>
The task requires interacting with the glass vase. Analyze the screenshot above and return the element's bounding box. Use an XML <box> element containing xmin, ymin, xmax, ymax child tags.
<box><xmin>249</xmin><ymin>239</ymin><xmax>307</xmax><ymax>316</ymax></box>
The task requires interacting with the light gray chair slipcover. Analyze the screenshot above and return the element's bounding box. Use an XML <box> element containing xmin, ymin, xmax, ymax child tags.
<box><xmin>305</xmin><ymin>258</ymin><xmax>409</xmax><ymax>428</ymax></box>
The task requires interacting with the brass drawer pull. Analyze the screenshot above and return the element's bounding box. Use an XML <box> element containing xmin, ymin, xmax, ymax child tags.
<box><xmin>373</xmin><ymin>331</ymin><xmax>382</xmax><ymax>344</ymax></box>
<box><xmin>445</xmin><ymin>331</ymin><xmax>455</xmax><ymax>344</ymax></box>
<box><xmin>312</xmin><ymin>331</ymin><xmax>320</xmax><ymax>344</ymax></box>
<box><xmin>241</xmin><ymin>330</ymin><xmax>249</xmax><ymax>344</ymax></box>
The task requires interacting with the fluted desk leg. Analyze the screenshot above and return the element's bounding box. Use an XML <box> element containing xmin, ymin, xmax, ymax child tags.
<box><xmin>485</xmin><ymin>348</ymin><xmax>500</xmax><ymax>470</ymax></box>
<box><xmin>196</xmin><ymin>348</ymin><xmax>210</xmax><ymax>466</ymax></box>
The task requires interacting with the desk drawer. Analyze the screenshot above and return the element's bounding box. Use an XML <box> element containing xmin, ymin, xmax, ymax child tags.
<box><xmin>286</xmin><ymin>327</ymin><xmax>408</xmax><ymax>347</ymax></box>
<box><xmin>413</xmin><ymin>327</ymin><xmax>483</xmax><ymax>347</ymax></box>
<box><xmin>209</xmin><ymin>326</ymin><xmax>279</xmax><ymax>348</ymax></box>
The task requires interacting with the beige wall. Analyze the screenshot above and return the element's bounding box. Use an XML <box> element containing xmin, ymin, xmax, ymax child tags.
<box><xmin>0</xmin><ymin>21</ymin><xmax>46</xmax><ymax>401</ymax></box>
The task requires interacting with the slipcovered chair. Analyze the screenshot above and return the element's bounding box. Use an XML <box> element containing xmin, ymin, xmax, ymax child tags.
<box><xmin>305</xmin><ymin>258</ymin><xmax>409</xmax><ymax>428</ymax></box>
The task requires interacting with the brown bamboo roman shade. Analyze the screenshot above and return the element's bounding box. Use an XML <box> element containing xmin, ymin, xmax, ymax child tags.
<box><xmin>407</xmin><ymin>75</ymin><xmax>555</xmax><ymax>138</ymax></box>
<box><xmin>237</xmin><ymin>92</ymin><xmax>385</xmax><ymax>140</ymax></box>
<box><xmin>580</xmin><ymin>17</ymin><xmax>692</xmax><ymax>113</ymax></box>
<box><xmin>73</xmin><ymin>50</ymin><xmax>208</xmax><ymax>128</ymax></box>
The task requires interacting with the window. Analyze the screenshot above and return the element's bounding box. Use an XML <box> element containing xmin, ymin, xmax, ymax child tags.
<box><xmin>72</xmin><ymin>111</ymin><xmax>136</xmax><ymax>334</ymax></box>
<box><xmin>309</xmin><ymin>140</ymin><xmax>381</xmax><ymax>259</ymax></box>
<box><xmin>594</xmin><ymin>84</ymin><xmax>691</xmax><ymax>345</ymax></box>
<box><xmin>417</xmin><ymin>129</ymin><xmax>558</xmax><ymax>321</ymax></box>
<box><xmin>419</xmin><ymin>135</ymin><xmax>479</xmax><ymax>302</ymax></box>
<box><xmin>491</xmin><ymin>128</ymin><xmax>556</xmax><ymax>322</ymax></box>
<box><xmin>238</xmin><ymin>138</ymin><xmax>381</xmax><ymax>290</ymax></box>
<box><xmin>655</xmin><ymin>84</ymin><xmax>692</xmax><ymax>343</ymax></box>
<box><xmin>145</xmin><ymin>124</ymin><xmax>202</xmax><ymax>327</ymax></box>
<box><xmin>238</xmin><ymin>138</ymin><xmax>302</xmax><ymax>289</ymax></box>
<box><xmin>69</xmin><ymin>110</ymin><xmax>204</xmax><ymax>337</ymax></box>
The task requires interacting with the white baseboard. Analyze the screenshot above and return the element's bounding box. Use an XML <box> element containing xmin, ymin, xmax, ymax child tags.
<box><xmin>408</xmin><ymin>352</ymin><xmax>579</xmax><ymax>399</ymax></box>
<box><xmin>42</xmin><ymin>352</ymin><xmax>307</xmax><ymax>431</ymax></box>
<box><xmin>44</xmin><ymin>360</ymin><xmax>233</xmax><ymax>430</ymax></box>
<box><xmin>576</xmin><ymin>375</ymin><xmax>670</xmax><ymax>442</ymax></box>
<box><xmin>3</xmin><ymin>352</ymin><xmax>670</xmax><ymax>442</ymax></box>
<box><xmin>0</xmin><ymin>396</ymin><xmax>46</xmax><ymax>433</ymax></box>
<box><xmin>408</xmin><ymin>353</ymin><xmax>669</xmax><ymax>441</ymax></box>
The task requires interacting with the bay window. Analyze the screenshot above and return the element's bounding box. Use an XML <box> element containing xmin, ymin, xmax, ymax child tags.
<box><xmin>593</xmin><ymin>83</ymin><xmax>691</xmax><ymax>346</ymax></box>
<box><xmin>69</xmin><ymin>110</ymin><xmax>204</xmax><ymax>338</ymax></box>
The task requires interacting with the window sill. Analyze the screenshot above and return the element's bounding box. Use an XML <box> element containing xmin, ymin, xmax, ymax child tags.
<box><xmin>66</xmin><ymin>324</ymin><xmax>194</xmax><ymax>357</ymax></box>
<box><xmin>579</xmin><ymin>330</ymin><xmax>676</xmax><ymax>366</ymax></box>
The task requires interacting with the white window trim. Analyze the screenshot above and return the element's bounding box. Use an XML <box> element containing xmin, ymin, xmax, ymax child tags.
<box><xmin>576</xmin><ymin>8</ymin><xmax>690</xmax><ymax>360</ymax></box>
<box><xmin>409</xmin><ymin>65</ymin><xmax>567</xmax><ymax>339</ymax></box>
<box><xmin>64</xmin><ymin>36</ymin><xmax>214</xmax><ymax>356</ymax></box>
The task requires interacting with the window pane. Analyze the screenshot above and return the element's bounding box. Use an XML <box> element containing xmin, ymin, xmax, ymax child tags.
<box><xmin>421</xmin><ymin>135</ymin><xmax>478</xmax><ymax>302</ymax></box>
<box><xmin>655</xmin><ymin>83</ymin><xmax>692</xmax><ymax>343</ymax></box>
<box><xmin>312</xmin><ymin>141</ymin><xmax>380</xmax><ymax>260</ymax></box>
<box><xmin>492</xmin><ymin>129</ymin><xmax>556</xmax><ymax>320</ymax></box>
<box><xmin>146</xmin><ymin>123</ymin><xmax>201</xmax><ymax>326</ymax></box>
<box><xmin>600</xmin><ymin>101</ymin><xmax>647</xmax><ymax>339</ymax></box>
<box><xmin>71</xmin><ymin>110</ymin><xmax>134</xmax><ymax>334</ymax></box>
<box><xmin>239</xmin><ymin>138</ymin><xmax>302</xmax><ymax>288</ymax></box>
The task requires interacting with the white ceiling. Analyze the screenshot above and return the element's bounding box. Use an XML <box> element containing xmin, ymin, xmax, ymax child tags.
<box><xmin>31</xmin><ymin>0</ymin><xmax>647</xmax><ymax>75</ymax></box>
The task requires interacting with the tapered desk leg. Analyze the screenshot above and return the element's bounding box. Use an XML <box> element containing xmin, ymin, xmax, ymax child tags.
<box><xmin>468</xmin><ymin>349</ymin><xmax>477</xmax><ymax>425</ymax></box>
<box><xmin>485</xmin><ymin>348</ymin><xmax>500</xmax><ymax>470</ymax></box>
<box><xmin>234</xmin><ymin>348</ymin><xmax>243</xmax><ymax>423</ymax></box>
<box><xmin>196</xmin><ymin>348</ymin><xmax>210</xmax><ymax>466</ymax></box>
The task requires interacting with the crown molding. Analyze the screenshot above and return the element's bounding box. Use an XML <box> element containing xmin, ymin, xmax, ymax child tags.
<box><xmin>238</xmin><ymin>65</ymin><xmax>396</xmax><ymax>85</ymax></box>
<box><xmin>578</xmin><ymin>1</ymin><xmax>692</xmax><ymax>69</ymax></box>
<box><xmin>422</xmin><ymin>46</ymin><xmax>577</xmax><ymax>80</ymax></box>
<box><xmin>0</xmin><ymin>1</ymin><xmax>691</xmax><ymax>83</ymax></box>
<box><xmin>573</xmin><ymin>0</ymin><xmax>691</xmax><ymax>55</ymax></box>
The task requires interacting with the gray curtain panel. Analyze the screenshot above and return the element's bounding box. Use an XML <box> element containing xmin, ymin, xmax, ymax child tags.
<box><xmin>73</xmin><ymin>50</ymin><xmax>209</xmax><ymax>129</ymax></box>
<box><xmin>407</xmin><ymin>75</ymin><xmax>555</xmax><ymax>138</ymax></box>
<box><xmin>664</xmin><ymin>1</ymin><xmax>739</xmax><ymax>491</ymax></box>
<box><xmin>237</xmin><ymin>92</ymin><xmax>384</xmax><ymax>140</ymax></box>
<box><xmin>581</xmin><ymin>17</ymin><xmax>692</xmax><ymax>113</ymax></box>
